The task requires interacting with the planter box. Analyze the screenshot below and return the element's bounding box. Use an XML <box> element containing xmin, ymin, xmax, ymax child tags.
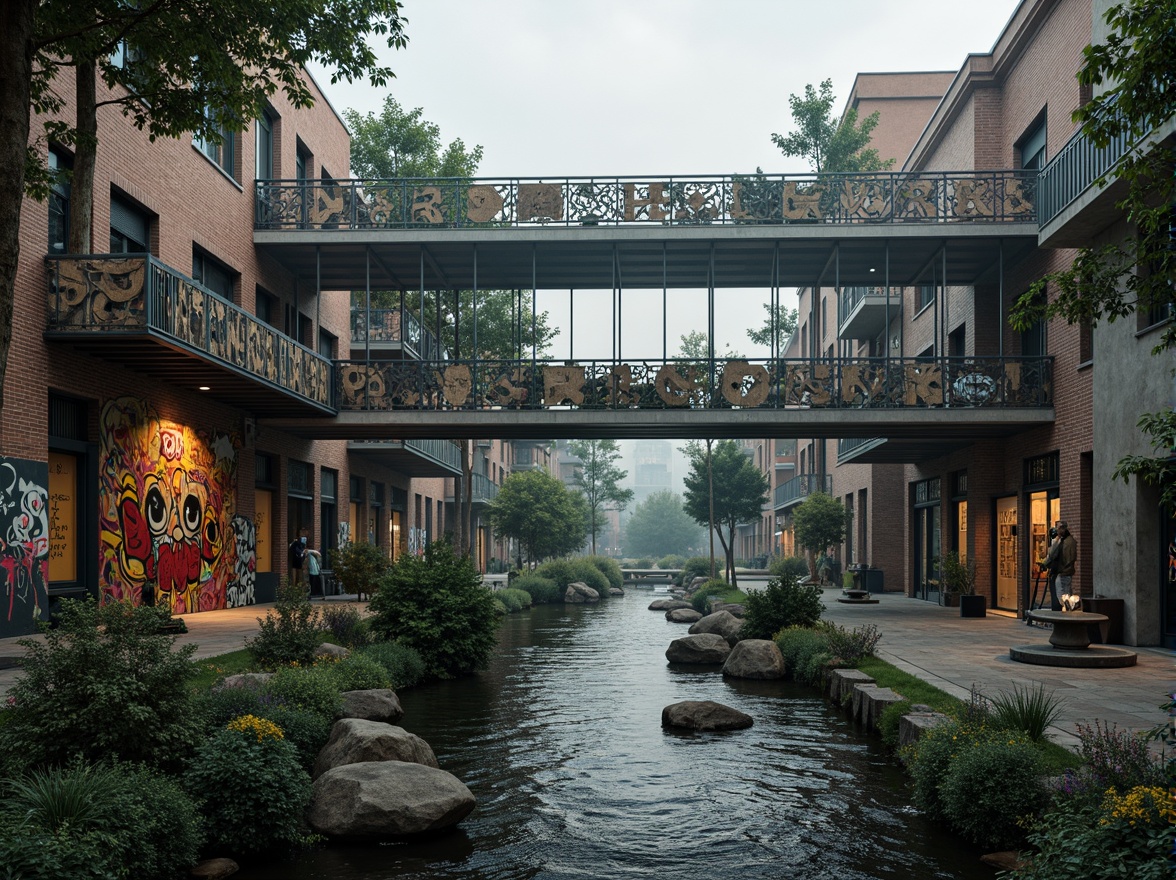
<box><xmin>940</xmin><ymin>593</ymin><xmax>960</xmax><ymax>608</ymax></box>
<box><xmin>959</xmin><ymin>595</ymin><xmax>987</xmax><ymax>618</ymax></box>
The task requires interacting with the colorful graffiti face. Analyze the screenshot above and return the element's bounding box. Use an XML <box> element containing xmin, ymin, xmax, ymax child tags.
<box><xmin>100</xmin><ymin>397</ymin><xmax>247</xmax><ymax>613</ymax></box>
<box><xmin>0</xmin><ymin>459</ymin><xmax>49</xmax><ymax>631</ymax></box>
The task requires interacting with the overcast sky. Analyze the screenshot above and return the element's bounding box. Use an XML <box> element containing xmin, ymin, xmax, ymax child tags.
<box><xmin>313</xmin><ymin>0</ymin><xmax>1022</xmax><ymax>359</ymax></box>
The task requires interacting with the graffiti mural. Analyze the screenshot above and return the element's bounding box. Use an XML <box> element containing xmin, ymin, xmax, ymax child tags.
<box><xmin>99</xmin><ymin>397</ymin><xmax>240</xmax><ymax>614</ymax></box>
<box><xmin>228</xmin><ymin>514</ymin><xmax>256</xmax><ymax>607</ymax></box>
<box><xmin>0</xmin><ymin>458</ymin><xmax>49</xmax><ymax>636</ymax></box>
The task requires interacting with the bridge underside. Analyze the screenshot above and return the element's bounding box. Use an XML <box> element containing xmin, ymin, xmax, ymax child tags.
<box><xmin>255</xmin><ymin>224</ymin><xmax>1039</xmax><ymax>291</ymax></box>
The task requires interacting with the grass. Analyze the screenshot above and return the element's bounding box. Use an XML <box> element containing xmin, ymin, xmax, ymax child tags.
<box><xmin>190</xmin><ymin>649</ymin><xmax>256</xmax><ymax>691</ymax></box>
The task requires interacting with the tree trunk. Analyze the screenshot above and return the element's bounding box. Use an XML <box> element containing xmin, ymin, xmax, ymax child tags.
<box><xmin>715</xmin><ymin>526</ymin><xmax>736</xmax><ymax>588</ymax></box>
<box><xmin>0</xmin><ymin>0</ymin><xmax>36</xmax><ymax>413</ymax></box>
<box><xmin>68</xmin><ymin>61</ymin><xmax>97</xmax><ymax>254</ymax></box>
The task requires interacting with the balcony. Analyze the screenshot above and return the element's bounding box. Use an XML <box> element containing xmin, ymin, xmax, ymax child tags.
<box><xmin>838</xmin><ymin>437</ymin><xmax>888</xmax><ymax>462</ymax></box>
<box><xmin>774</xmin><ymin>473</ymin><xmax>832</xmax><ymax>511</ymax></box>
<box><xmin>347</xmin><ymin>438</ymin><xmax>462</xmax><ymax>477</ymax></box>
<box><xmin>838</xmin><ymin>286</ymin><xmax>902</xmax><ymax>341</ymax></box>
<box><xmin>350</xmin><ymin>307</ymin><xmax>442</xmax><ymax>360</ymax></box>
<box><xmin>447</xmin><ymin>472</ymin><xmax>499</xmax><ymax>506</ymax></box>
<box><xmin>46</xmin><ymin>254</ymin><xmax>333</xmax><ymax>415</ymax></box>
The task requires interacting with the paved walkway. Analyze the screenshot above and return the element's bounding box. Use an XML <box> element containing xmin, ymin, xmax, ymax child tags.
<box><xmin>1</xmin><ymin>589</ymin><xmax>1171</xmax><ymax>753</ymax></box>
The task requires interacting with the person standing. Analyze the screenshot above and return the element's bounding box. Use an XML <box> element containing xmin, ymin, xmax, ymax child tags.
<box><xmin>289</xmin><ymin>534</ymin><xmax>307</xmax><ymax>589</ymax></box>
<box><xmin>1056</xmin><ymin>521</ymin><xmax>1078</xmax><ymax>605</ymax></box>
<box><xmin>1039</xmin><ymin>524</ymin><xmax>1062</xmax><ymax>610</ymax></box>
<box><xmin>306</xmin><ymin>546</ymin><xmax>323</xmax><ymax>598</ymax></box>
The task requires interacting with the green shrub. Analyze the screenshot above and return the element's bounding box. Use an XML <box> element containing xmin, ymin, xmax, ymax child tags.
<box><xmin>495</xmin><ymin>588</ymin><xmax>533</xmax><ymax>612</ymax></box>
<box><xmin>879</xmin><ymin>699</ymin><xmax>913</xmax><ymax>749</ymax></box>
<box><xmin>689</xmin><ymin>578</ymin><xmax>730</xmax><ymax>613</ymax></box>
<box><xmin>0</xmin><ymin>820</ymin><xmax>115</xmax><ymax>880</ymax></box>
<box><xmin>3</xmin><ymin>762</ymin><xmax>124</xmax><ymax>832</ymax></box>
<box><xmin>534</xmin><ymin>558</ymin><xmax>610</xmax><ymax>594</ymax></box>
<box><xmin>196</xmin><ymin>684</ymin><xmax>272</xmax><ymax>733</ymax></box>
<box><xmin>319</xmin><ymin>604</ymin><xmax>371</xmax><ymax>648</ymax></box>
<box><xmin>819</xmin><ymin>622</ymin><xmax>882</xmax><ymax>665</ymax></box>
<box><xmin>328</xmin><ymin>652</ymin><xmax>392</xmax><ymax>692</ymax></box>
<box><xmin>265</xmin><ymin>664</ymin><xmax>342</xmax><ymax>720</ymax></box>
<box><xmin>633</xmin><ymin>557</ymin><xmax>654</xmax><ymax>569</ymax></box>
<box><xmin>1063</xmin><ymin>719</ymin><xmax>1165</xmax><ymax>807</ymax></box>
<box><xmin>656</xmin><ymin>554</ymin><xmax>685</xmax><ymax>570</ymax></box>
<box><xmin>586</xmin><ymin>555</ymin><xmax>623</xmax><ymax>589</ymax></box>
<box><xmin>105</xmin><ymin>764</ymin><xmax>204</xmax><ymax>880</ymax></box>
<box><xmin>801</xmin><ymin>649</ymin><xmax>835</xmax><ymax>686</ymax></box>
<box><xmin>678</xmin><ymin>556</ymin><xmax>713</xmax><ymax>586</ymax></box>
<box><xmin>904</xmin><ymin>717</ymin><xmax>992</xmax><ymax>820</ymax></box>
<box><xmin>263</xmin><ymin>706</ymin><xmax>332</xmax><ymax>773</ymax></box>
<box><xmin>769</xmin><ymin>555</ymin><xmax>810</xmax><ymax>581</ymax></box>
<box><xmin>512</xmin><ymin>574</ymin><xmax>561</xmax><ymax>604</ymax></box>
<box><xmin>741</xmin><ymin>576</ymin><xmax>823</xmax><ymax>640</ymax></box>
<box><xmin>184</xmin><ymin>721</ymin><xmax>312</xmax><ymax>857</ymax></box>
<box><xmin>774</xmin><ymin>626</ymin><xmax>831</xmax><ymax>681</ymax></box>
<box><xmin>247</xmin><ymin>578</ymin><xmax>322</xmax><ymax>669</ymax></box>
<box><xmin>368</xmin><ymin>539</ymin><xmax>502</xmax><ymax>679</ymax></box>
<box><xmin>356</xmin><ymin>641</ymin><xmax>427</xmax><ymax>690</ymax></box>
<box><xmin>0</xmin><ymin>598</ymin><xmax>200</xmax><ymax>773</ymax></box>
<box><xmin>988</xmin><ymin>682</ymin><xmax>1064</xmax><ymax>743</ymax></box>
<box><xmin>329</xmin><ymin>540</ymin><xmax>389</xmax><ymax>599</ymax></box>
<box><xmin>939</xmin><ymin>729</ymin><xmax>1045</xmax><ymax>849</ymax></box>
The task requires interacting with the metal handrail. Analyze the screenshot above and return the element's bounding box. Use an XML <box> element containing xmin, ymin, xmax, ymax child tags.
<box><xmin>774</xmin><ymin>473</ymin><xmax>832</xmax><ymax>508</ymax></box>
<box><xmin>1037</xmin><ymin>111</ymin><xmax>1132</xmax><ymax>226</ymax></box>
<box><xmin>349</xmin><ymin>307</ymin><xmax>441</xmax><ymax>360</ymax></box>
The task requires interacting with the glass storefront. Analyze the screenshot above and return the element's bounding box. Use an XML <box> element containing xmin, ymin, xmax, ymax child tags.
<box><xmin>995</xmin><ymin>496</ymin><xmax>1018</xmax><ymax>610</ymax></box>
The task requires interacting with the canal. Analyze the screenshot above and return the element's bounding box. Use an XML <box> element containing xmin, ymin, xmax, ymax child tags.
<box><xmin>244</xmin><ymin>591</ymin><xmax>993</xmax><ymax>879</ymax></box>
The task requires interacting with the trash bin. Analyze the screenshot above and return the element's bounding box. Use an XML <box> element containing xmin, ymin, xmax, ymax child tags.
<box><xmin>1082</xmin><ymin>597</ymin><xmax>1124</xmax><ymax>644</ymax></box>
<box><xmin>862</xmin><ymin>569</ymin><xmax>884</xmax><ymax>594</ymax></box>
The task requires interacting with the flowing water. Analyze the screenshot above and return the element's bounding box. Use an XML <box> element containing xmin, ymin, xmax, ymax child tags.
<box><xmin>241</xmin><ymin>592</ymin><xmax>994</xmax><ymax>879</ymax></box>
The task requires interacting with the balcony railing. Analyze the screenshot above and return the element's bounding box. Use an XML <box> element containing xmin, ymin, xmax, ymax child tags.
<box><xmin>335</xmin><ymin>355</ymin><xmax>1053</xmax><ymax>413</ymax></box>
<box><xmin>838</xmin><ymin>437</ymin><xmax>887</xmax><ymax>461</ymax></box>
<box><xmin>46</xmin><ymin>254</ymin><xmax>332</xmax><ymax>408</ymax></box>
<box><xmin>838</xmin><ymin>286</ymin><xmax>903</xmax><ymax>340</ymax></box>
<box><xmin>1036</xmin><ymin>111</ymin><xmax>1133</xmax><ymax>227</ymax></box>
<box><xmin>449</xmin><ymin>472</ymin><xmax>499</xmax><ymax>505</ymax></box>
<box><xmin>256</xmin><ymin>170</ymin><xmax>1036</xmax><ymax>230</ymax></box>
<box><xmin>775</xmin><ymin>473</ymin><xmax>832</xmax><ymax>509</ymax></box>
<box><xmin>350</xmin><ymin>307</ymin><xmax>441</xmax><ymax>360</ymax></box>
<box><xmin>349</xmin><ymin>438</ymin><xmax>462</xmax><ymax>472</ymax></box>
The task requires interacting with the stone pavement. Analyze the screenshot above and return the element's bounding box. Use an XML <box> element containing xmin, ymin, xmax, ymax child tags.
<box><xmin>0</xmin><ymin>589</ymin><xmax>1171</xmax><ymax>753</ymax></box>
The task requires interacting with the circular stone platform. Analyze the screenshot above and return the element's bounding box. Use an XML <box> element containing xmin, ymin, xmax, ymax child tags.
<box><xmin>836</xmin><ymin>597</ymin><xmax>879</xmax><ymax>604</ymax></box>
<box><xmin>1009</xmin><ymin>644</ymin><xmax>1137</xmax><ymax>668</ymax></box>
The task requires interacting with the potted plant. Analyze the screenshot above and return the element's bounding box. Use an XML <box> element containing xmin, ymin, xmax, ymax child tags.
<box><xmin>941</xmin><ymin>551</ymin><xmax>985</xmax><ymax>617</ymax></box>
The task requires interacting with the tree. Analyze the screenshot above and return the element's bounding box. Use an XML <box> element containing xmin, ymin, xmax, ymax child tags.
<box><xmin>792</xmin><ymin>492</ymin><xmax>849</xmax><ymax>578</ymax></box>
<box><xmin>624</xmin><ymin>490</ymin><xmax>703</xmax><ymax>558</ymax></box>
<box><xmin>1010</xmin><ymin>0</ymin><xmax>1175</xmax><ymax>512</ymax></box>
<box><xmin>346</xmin><ymin>95</ymin><xmax>483</xmax><ymax>179</ymax></box>
<box><xmin>746</xmin><ymin>302</ymin><xmax>799</xmax><ymax>352</ymax></box>
<box><xmin>568</xmin><ymin>439</ymin><xmax>634</xmax><ymax>555</ymax></box>
<box><xmin>682</xmin><ymin>440</ymin><xmax>769</xmax><ymax>587</ymax></box>
<box><xmin>0</xmin><ymin>1</ymin><xmax>409</xmax><ymax>407</ymax></box>
<box><xmin>487</xmin><ymin>470</ymin><xmax>587</xmax><ymax>565</ymax></box>
<box><xmin>771</xmin><ymin>79</ymin><xmax>893</xmax><ymax>174</ymax></box>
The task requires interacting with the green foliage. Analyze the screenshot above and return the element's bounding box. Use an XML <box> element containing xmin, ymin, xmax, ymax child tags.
<box><xmin>346</xmin><ymin>95</ymin><xmax>483</xmax><ymax>180</ymax></box>
<box><xmin>368</xmin><ymin>538</ymin><xmax>501</xmax><ymax>679</ymax></box>
<box><xmin>266</xmin><ymin>664</ymin><xmax>342</xmax><ymax>720</ymax></box>
<box><xmin>819</xmin><ymin>621</ymin><xmax>882</xmax><ymax>665</ymax></box>
<box><xmin>183</xmin><ymin>724</ymin><xmax>312</xmax><ymax>858</ymax></box>
<box><xmin>196</xmin><ymin>683</ymin><xmax>272</xmax><ymax>732</ymax></box>
<box><xmin>586</xmin><ymin>555</ymin><xmax>623</xmax><ymax>590</ymax></box>
<box><xmin>741</xmin><ymin>576</ymin><xmax>824</xmax><ymax>640</ymax></box>
<box><xmin>511</xmin><ymin>574</ymin><xmax>561</xmax><ymax>605</ymax></box>
<box><xmin>773</xmin><ymin>626</ymin><xmax>831</xmax><ymax>683</ymax></box>
<box><xmin>3</xmin><ymin>762</ymin><xmax>124</xmax><ymax>832</ymax></box>
<box><xmin>988</xmin><ymin>683</ymin><xmax>1064</xmax><ymax>743</ymax></box>
<box><xmin>263</xmin><ymin>706</ymin><xmax>332</xmax><ymax>774</ymax></box>
<box><xmin>327</xmin><ymin>652</ymin><xmax>392</xmax><ymax>692</ymax></box>
<box><xmin>319</xmin><ymin>604</ymin><xmax>372</xmax><ymax>649</ymax></box>
<box><xmin>495</xmin><ymin>588</ymin><xmax>533</xmax><ymax>613</ymax></box>
<box><xmin>568</xmin><ymin>440</ymin><xmax>634</xmax><ymax>555</ymax></box>
<box><xmin>488</xmin><ymin>470</ymin><xmax>588</xmax><ymax>563</ymax></box>
<box><xmin>656</xmin><ymin>554</ymin><xmax>686</xmax><ymax>570</ymax></box>
<box><xmin>678</xmin><ymin>556</ymin><xmax>714</xmax><ymax>586</ymax></box>
<box><xmin>355</xmin><ymin>640</ymin><xmax>427</xmax><ymax>690</ymax></box>
<box><xmin>247</xmin><ymin>578</ymin><xmax>323</xmax><ymax>669</ymax></box>
<box><xmin>1063</xmin><ymin>719</ymin><xmax>1165</xmax><ymax>807</ymax></box>
<box><xmin>689</xmin><ymin>578</ymin><xmax>731</xmax><ymax>613</ymax></box>
<box><xmin>771</xmin><ymin>78</ymin><xmax>892</xmax><ymax>173</ymax></box>
<box><xmin>792</xmin><ymin>492</ymin><xmax>850</xmax><ymax>556</ymax></box>
<box><xmin>855</xmin><ymin>657</ymin><xmax>964</xmax><ymax>718</ymax></box>
<box><xmin>191</xmin><ymin>648</ymin><xmax>255</xmax><ymax>691</ymax></box>
<box><xmin>746</xmin><ymin>301</ymin><xmax>799</xmax><ymax>351</ymax></box>
<box><xmin>0</xmin><ymin>819</ymin><xmax>116</xmax><ymax>880</ymax></box>
<box><xmin>938</xmin><ymin>551</ymin><xmax>976</xmax><ymax>596</ymax></box>
<box><xmin>879</xmin><ymin>699</ymin><xmax>913</xmax><ymax>750</ymax></box>
<box><xmin>329</xmin><ymin>540</ymin><xmax>389</xmax><ymax>600</ymax></box>
<box><xmin>769</xmin><ymin>555</ymin><xmax>810</xmax><ymax>581</ymax></box>
<box><xmin>0</xmin><ymin>598</ymin><xmax>200</xmax><ymax>772</ymax></box>
<box><xmin>534</xmin><ymin>558</ymin><xmax>606</xmax><ymax>594</ymax></box>
<box><xmin>104</xmin><ymin>763</ymin><xmax>204</xmax><ymax>880</ymax></box>
<box><xmin>624</xmin><ymin>490</ymin><xmax>704</xmax><ymax>558</ymax></box>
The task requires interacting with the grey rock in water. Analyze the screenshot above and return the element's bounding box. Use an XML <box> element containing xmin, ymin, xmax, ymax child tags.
<box><xmin>649</xmin><ymin>599</ymin><xmax>692</xmax><ymax>611</ymax></box>
<box><xmin>313</xmin><ymin>718</ymin><xmax>438</xmax><ymax>780</ymax></box>
<box><xmin>688</xmin><ymin>610</ymin><xmax>744</xmax><ymax>646</ymax></box>
<box><xmin>308</xmin><ymin>761</ymin><xmax>476</xmax><ymax>840</ymax></box>
<box><xmin>711</xmin><ymin>602</ymin><xmax>745</xmax><ymax>618</ymax></box>
<box><xmin>565</xmin><ymin>581</ymin><xmax>601</xmax><ymax>603</ymax></box>
<box><xmin>661</xmin><ymin>700</ymin><xmax>753</xmax><ymax>731</ymax></box>
<box><xmin>665</xmin><ymin>633</ymin><xmax>732</xmax><ymax>664</ymax></box>
<box><xmin>339</xmin><ymin>688</ymin><xmax>404</xmax><ymax>723</ymax></box>
<box><xmin>721</xmin><ymin>639</ymin><xmax>785</xmax><ymax>679</ymax></box>
<box><xmin>608</xmin><ymin>587</ymin><xmax>625</xmax><ymax>596</ymax></box>
<box><xmin>666</xmin><ymin>607</ymin><xmax>703</xmax><ymax>623</ymax></box>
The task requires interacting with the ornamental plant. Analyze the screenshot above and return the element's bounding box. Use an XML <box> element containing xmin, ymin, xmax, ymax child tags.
<box><xmin>511</xmin><ymin>573</ymin><xmax>560</xmax><ymax>604</ymax></box>
<box><xmin>356</xmin><ymin>640</ymin><xmax>427</xmax><ymax>690</ymax></box>
<box><xmin>246</xmin><ymin>577</ymin><xmax>322</xmax><ymax>669</ymax></box>
<box><xmin>741</xmin><ymin>575</ymin><xmax>823</xmax><ymax>640</ymax></box>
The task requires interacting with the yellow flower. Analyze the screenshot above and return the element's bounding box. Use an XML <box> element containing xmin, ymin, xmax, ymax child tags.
<box><xmin>227</xmin><ymin>714</ymin><xmax>285</xmax><ymax>742</ymax></box>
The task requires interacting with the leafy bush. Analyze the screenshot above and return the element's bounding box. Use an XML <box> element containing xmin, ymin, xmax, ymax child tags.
<box><xmin>656</xmin><ymin>554</ymin><xmax>685</xmax><ymax>570</ymax></box>
<box><xmin>572</xmin><ymin>560</ymin><xmax>610</xmax><ymax>592</ymax></box>
<box><xmin>904</xmin><ymin>717</ymin><xmax>990</xmax><ymax>820</ymax></box>
<box><xmin>585</xmin><ymin>555</ymin><xmax>623</xmax><ymax>589</ymax></box>
<box><xmin>938</xmin><ymin>728</ymin><xmax>1045</xmax><ymax>849</ymax></box>
<box><xmin>0</xmin><ymin>598</ymin><xmax>200</xmax><ymax>773</ymax></box>
<box><xmin>356</xmin><ymin>640</ymin><xmax>427</xmax><ymax>690</ymax></box>
<box><xmin>320</xmin><ymin>604</ymin><xmax>371</xmax><ymax>648</ymax></box>
<box><xmin>879</xmin><ymin>699</ymin><xmax>913</xmax><ymax>749</ymax></box>
<box><xmin>368</xmin><ymin>539</ymin><xmax>502</xmax><ymax>679</ymax></box>
<box><xmin>512</xmin><ymin>574</ymin><xmax>561</xmax><ymax>605</ymax></box>
<box><xmin>689</xmin><ymin>578</ymin><xmax>730</xmax><ymax>613</ymax></box>
<box><xmin>262</xmin><ymin>706</ymin><xmax>332</xmax><ymax>773</ymax></box>
<box><xmin>329</xmin><ymin>539</ymin><xmax>389</xmax><ymax>599</ymax></box>
<box><xmin>769</xmin><ymin>555</ymin><xmax>811</xmax><ymax>581</ymax></box>
<box><xmin>633</xmin><ymin>557</ymin><xmax>654</xmax><ymax>569</ymax></box>
<box><xmin>0</xmin><ymin>819</ymin><xmax>115</xmax><ymax>880</ymax></box>
<box><xmin>184</xmin><ymin>721</ymin><xmax>312</xmax><ymax>857</ymax></box>
<box><xmin>105</xmin><ymin>764</ymin><xmax>204</xmax><ymax>879</ymax></box>
<box><xmin>774</xmin><ymin>626</ymin><xmax>831</xmax><ymax>682</ymax></box>
<box><xmin>3</xmin><ymin>762</ymin><xmax>124</xmax><ymax>832</ymax></box>
<box><xmin>534</xmin><ymin>558</ymin><xmax>609</xmax><ymax>594</ymax></box>
<box><xmin>988</xmin><ymin>682</ymin><xmax>1064</xmax><ymax>742</ymax></box>
<box><xmin>196</xmin><ymin>683</ymin><xmax>273</xmax><ymax>733</ymax></box>
<box><xmin>1060</xmin><ymin>719</ymin><xmax>1165</xmax><ymax>807</ymax></box>
<box><xmin>328</xmin><ymin>652</ymin><xmax>392</xmax><ymax>692</ymax></box>
<box><xmin>677</xmin><ymin>556</ymin><xmax>713</xmax><ymax>587</ymax></box>
<box><xmin>495</xmin><ymin>588</ymin><xmax>533</xmax><ymax>612</ymax></box>
<box><xmin>266</xmin><ymin>664</ymin><xmax>342</xmax><ymax>720</ymax></box>
<box><xmin>819</xmin><ymin>622</ymin><xmax>882</xmax><ymax>665</ymax></box>
<box><xmin>741</xmin><ymin>576</ymin><xmax>823</xmax><ymax>640</ymax></box>
<box><xmin>247</xmin><ymin>578</ymin><xmax>322</xmax><ymax>669</ymax></box>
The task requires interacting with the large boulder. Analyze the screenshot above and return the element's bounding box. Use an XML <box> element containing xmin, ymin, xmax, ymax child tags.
<box><xmin>648</xmin><ymin>598</ymin><xmax>692</xmax><ymax>611</ymax></box>
<box><xmin>666</xmin><ymin>607</ymin><xmax>703</xmax><ymax>624</ymax></box>
<box><xmin>565</xmin><ymin>581</ymin><xmax>600</xmax><ymax>603</ymax></box>
<box><xmin>339</xmin><ymin>689</ymin><xmax>404</xmax><ymax>723</ymax></box>
<box><xmin>688</xmin><ymin>610</ymin><xmax>744</xmax><ymax>646</ymax></box>
<box><xmin>661</xmin><ymin>700</ymin><xmax>753</xmax><ymax>731</ymax></box>
<box><xmin>218</xmin><ymin>672</ymin><xmax>272</xmax><ymax>690</ymax></box>
<box><xmin>313</xmin><ymin>719</ymin><xmax>438</xmax><ymax>780</ymax></box>
<box><xmin>608</xmin><ymin>587</ymin><xmax>625</xmax><ymax>597</ymax></box>
<box><xmin>721</xmin><ymin>639</ymin><xmax>785</xmax><ymax>679</ymax></box>
<box><xmin>315</xmin><ymin>642</ymin><xmax>350</xmax><ymax>660</ymax></box>
<box><xmin>711</xmin><ymin>602</ymin><xmax>745</xmax><ymax>618</ymax></box>
<box><xmin>189</xmin><ymin>859</ymin><xmax>239</xmax><ymax>879</ymax></box>
<box><xmin>665</xmin><ymin>633</ymin><xmax>731</xmax><ymax>665</ymax></box>
<box><xmin>307</xmin><ymin>761</ymin><xmax>475</xmax><ymax>840</ymax></box>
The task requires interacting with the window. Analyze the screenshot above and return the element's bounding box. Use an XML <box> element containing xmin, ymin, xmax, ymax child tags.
<box><xmin>256</xmin><ymin>287</ymin><xmax>279</xmax><ymax>328</ymax></box>
<box><xmin>109</xmin><ymin>194</ymin><xmax>150</xmax><ymax>253</ymax></box>
<box><xmin>192</xmin><ymin>248</ymin><xmax>235</xmax><ymax>299</ymax></box>
<box><xmin>193</xmin><ymin>109</ymin><xmax>237</xmax><ymax>179</ymax></box>
<box><xmin>318</xmin><ymin>328</ymin><xmax>336</xmax><ymax>359</ymax></box>
<box><xmin>48</xmin><ymin>148</ymin><xmax>71</xmax><ymax>253</ymax></box>
<box><xmin>918</xmin><ymin>284</ymin><xmax>935</xmax><ymax>310</ymax></box>
<box><xmin>295</xmin><ymin>140</ymin><xmax>311</xmax><ymax>181</ymax></box>
<box><xmin>1021</xmin><ymin>317</ymin><xmax>1045</xmax><ymax>358</ymax></box>
<box><xmin>255</xmin><ymin>110</ymin><xmax>275</xmax><ymax>181</ymax></box>
<box><xmin>1018</xmin><ymin>117</ymin><xmax>1047</xmax><ymax>171</ymax></box>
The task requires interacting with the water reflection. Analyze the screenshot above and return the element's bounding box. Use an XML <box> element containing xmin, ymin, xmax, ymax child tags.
<box><xmin>239</xmin><ymin>594</ymin><xmax>992</xmax><ymax>879</ymax></box>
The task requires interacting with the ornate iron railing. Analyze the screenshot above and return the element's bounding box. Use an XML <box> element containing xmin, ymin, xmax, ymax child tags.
<box><xmin>334</xmin><ymin>355</ymin><xmax>1053</xmax><ymax>412</ymax></box>
<box><xmin>256</xmin><ymin>170</ymin><xmax>1037</xmax><ymax>230</ymax></box>
<box><xmin>46</xmin><ymin>254</ymin><xmax>333</xmax><ymax>408</ymax></box>
<box><xmin>350</xmin><ymin>307</ymin><xmax>441</xmax><ymax>360</ymax></box>
<box><xmin>349</xmin><ymin>438</ymin><xmax>462</xmax><ymax>471</ymax></box>
<box><xmin>775</xmin><ymin>473</ymin><xmax>833</xmax><ymax>509</ymax></box>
